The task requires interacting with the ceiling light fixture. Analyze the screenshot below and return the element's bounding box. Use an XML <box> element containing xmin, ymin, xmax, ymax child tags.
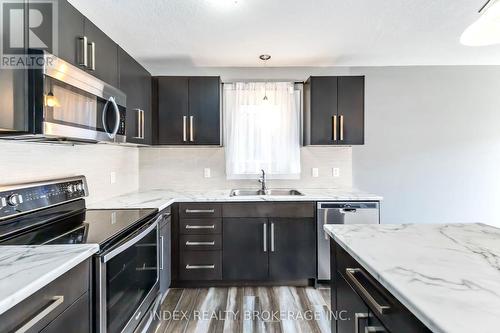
<box><xmin>259</xmin><ymin>55</ymin><xmax>271</xmax><ymax>101</ymax></box>
<box><xmin>461</xmin><ymin>0</ymin><xmax>500</xmax><ymax>46</ymax></box>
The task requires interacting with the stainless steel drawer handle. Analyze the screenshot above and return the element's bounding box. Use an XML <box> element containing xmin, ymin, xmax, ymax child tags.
<box><xmin>87</xmin><ymin>41</ymin><xmax>96</xmax><ymax>71</ymax></box>
<box><xmin>355</xmin><ymin>312</ymin><xmax>369</xmax><ymax>333</ymax></box>
<box><xmin>14</xmin><ymin>296</ymin><xmax>64</xmax><ymax>333</ymax></box>
<box><xmin>183</xmin><ymin>116</ymin><xmax>187</xmax><ymax>142</ymax></box>
<box><xmin>365</xmin><ymin>327</ymin><xmax>387</xmax><ymax>333</ymax></box>
<box><xmin>160</xmin><ymin>236</ymin><xmax>164</xmax><ymax>270</ymax></box>
<box><xmin>339</xmin><ymin>114</ymin><xmax>344</xmax><ymax>141</ymax></box>
<box><xmin>270</xmin><ymin>222</ymin><xmax>275</xmax><ymax>252</ymax></box>
<box><xmin>189</xmin><ymin>116</ymin><xmax>194</xmax><ymax>142</ymax></box>
<box><xmin>186</xmin><ymin>241</ymin><xmax>215</xmax><ymax>246</ymax></box>
<box><xmin>185</xmin><ymin>225</ymin><xmax>215</xmax><ymax>229</ymax></box>
<box><xmin>77</xmin><ymin>36</ymin><xmax>88</xmax><ymax>67</ymax></box>
<box><xmin>345</xmin><ymin>268</ymin><xmax>391</xmax><ymax>315</ymax></box>
<box><xmin>332</xmin><ymin>115</ymin><xmax>338</xmax><ymax>141</ymax></box>
<box><xmin>185</xmin><ymin>264</ymin><xmax>215</xmax><ymax>270</ymax></box>
<box><xmin>185</xmin><ymin>209</ymin><xmax>215</xmax><ymax>214</ymax></box>
<box><xmin>133</xmin><ymin>109</ymin><xmax>145</xmax><ymax>140</ymax></box>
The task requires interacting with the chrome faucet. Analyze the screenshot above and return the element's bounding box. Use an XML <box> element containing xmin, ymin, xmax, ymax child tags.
<box><xmin>258</xmin><ymin>169</ymin><xmax>268</xmax><ymax>193</ymax></box>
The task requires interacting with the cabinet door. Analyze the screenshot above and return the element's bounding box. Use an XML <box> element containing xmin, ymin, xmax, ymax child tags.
<box><xmin>269</xmin><ymin>218</ymin><xmax>316</xmax><ymax>280</ymax></box>
<box><xmin>188</xmin><ymin>77</ymin><xmax>221</xmax><ymax>145</ymax></box>
<box><xmin>336</xmin><ymin>273</ymin><xmax>370</xmax><ymax>333</ymax></box>
<box><xmin>159</xmin><ymin>218</ymin><xmax>171</xmax><ymax>295</ymax></box>
<box><xmin>310</xmin><ymin>76</ymin><xmax>338</xmax><ymax>145</ymax></box>
<box><xmin>84</xmin><ymin>19</ymin><xmax>118</xmax><ymax>86</ymax></box>
<box><xmin>338</xmin><ymin>76</ymin><xmax>364</xmax><ymax>145</ymax></box>
<box><xmin>119</xmin><ymin>47</ymin><xmax>152</xmax><ymax>144</ymax></box>
<box><xmin>156</xmin><ymin>77</ymin><xmax>189</xmax><ymax>144</ymax></box>
<box><xmin>57</xmin><ymin>0</ymin><xmax>85</xmax><ymax>66</ymax></box>
<box><xmin>41</xmin><ymin>293</ymin><xmax>90</xmax><ymax>333</ymax></box>
<box><xmin>223</xmin><ymin>218</ymin><xmax>269</xmax><ymax>280</ymax></box>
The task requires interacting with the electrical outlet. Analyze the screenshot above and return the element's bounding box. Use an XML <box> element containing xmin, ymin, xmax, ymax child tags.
<box><xmin>110</xmin><ymin>171</ymin><xmax>116</xmax><ymax>184</ymax></box>
<box><xmin>332</xmin><ymin>168</ymin><xmax>340</xmax><ymax>178</ymax></box>
<box><xmin>204</xmin><ymin>168</ymin><xmax>211</xmax><ymax>178</ymax></box>
<box><xmin>312</xmin><ymin>168</ymin><xmax>319</xmax><ymax>178</ymax></box>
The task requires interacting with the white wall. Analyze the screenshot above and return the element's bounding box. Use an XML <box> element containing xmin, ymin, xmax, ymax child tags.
<box><xmin>0</xmin><ymin>142</ymin><xmax>139</xmax><ymax>204</ymax></box>
<box><xmin>139</xmin><ymin>146</ymin><xmax>352</xmax><ymax>190</ymax></box>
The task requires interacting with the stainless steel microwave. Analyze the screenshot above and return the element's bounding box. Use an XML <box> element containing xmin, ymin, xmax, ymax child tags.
<box><xmin>1</xmin><ymin>51</ymin><xmax>126</xmax><ymax>143</ymax></box>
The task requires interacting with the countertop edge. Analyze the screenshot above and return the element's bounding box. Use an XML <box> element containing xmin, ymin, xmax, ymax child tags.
<box><xmin>0</xmin><ymin>245</ymin><xmax>99</xmax><ymax>316</ymax></box>
<box><xmin>323</xmin><ymin>226</ymin><xmax>442</xmax><ymax>333</ymax></box>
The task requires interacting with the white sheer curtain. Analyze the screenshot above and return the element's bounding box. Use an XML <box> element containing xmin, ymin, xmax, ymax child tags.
<box><xmin>224</xmin><ymin>82</ymin><xmax>301</xmax><ymax>179</ymax></box>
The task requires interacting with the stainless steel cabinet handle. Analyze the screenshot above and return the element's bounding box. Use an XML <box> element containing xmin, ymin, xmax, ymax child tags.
<box><xmin>14</xmin><ymin>296</ymin><xmax>64</xmax><ymax>333</ymax></box>
<box><xmin>183</xmin><ymin>116</ymin><xmax>187</xmax><ymax>141</ymax></box>
<box><xmin>186</xmin><ymin>265</ymin><xmax>215</xmax><ymax>270</ymax></box>
<box><xmin>263</xmin><ymin>223</ymin><xmax>267</xmax><ymax>252</ymax></box>
<box><xmin>77</xmin><ymin>36</ymin><xmax>87</xmax><ymax>67</ymax></box>
<box><xmin>189</xmin><ymin>116</ymin><xmax>194</xmax><ymax>142</ymax></box>
<box><xmin>133</xmin><ymin>109</ymin><xmax>145</xmax><ymax>139</ymax></box>
<box><xmin>271</xmin><ymin>222</ymin><xmax>275</xmax><ymax>252</ymax></box>
<box><xmin>185</xmin><ymin>209</ymin><xmax>215</xmax><ymax>214</ymax></box>
<box><xmin>365</xmin><ymin>327</ymin><xmax>387</xmax><ymax>333</ymax></box>
<box><xmin>340</xmin><ymin>208</ymin><xmax>358</xmax><ymax>214</ymax></box>
<box><xmin>339</xmin><ymin>115</ymin><xmax>344</xmax><ymax>141</ymax></box>
<box><xmin>87</xmin><ymin>42</ymin><xmax>95</xmax><ymax>71</ymax></box>
<box><xmin>332</xmin><ymin>115</ymin><xmax>338</xmax><ymax>141</ymax></box>
<box><xmin>159</xmin><ymin>236</ymin><xmax>164</xmax><ymax>270</ymax></box>
<box><xmin>345</xmin><ymin>268</ymin><xmax>391</xmax><ymax>315</ymax></box>
<box><xmin>186</xmin><ymin>241</ymin><xmax>215</xmax><ymax>246</ymax></box>
<box><xmin>185</xmin><ymin>225</ymin><xmax>215</xmax><ymax>229</ymax></box>
<box><xmin>354</xmin><ymin>312</ymin><xmax>369</xmax><ymax>333</ymax></box>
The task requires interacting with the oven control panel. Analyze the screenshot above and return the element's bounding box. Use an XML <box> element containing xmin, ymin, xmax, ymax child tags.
<box><xmin>0</xmin><ymin>176</ymin><xmax>88</xmax><ymax>220</ymax></box>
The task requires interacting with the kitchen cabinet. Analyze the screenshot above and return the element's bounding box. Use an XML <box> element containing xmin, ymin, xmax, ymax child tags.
<box><xmin>155</xmin><ymin>76</ymin><xmax>221</xmax><ymax>145</ymax></box>
<box><xmin>331</xmin><ymin>241</ymin><xmax>431</xmax><ymax>333</ymax></box>
<box><xmin>83</xmin><ymin>19</ymin><xmax>119</xmax><ymax>86</ymax></box>
<box><xmin>304</xmin><ymin>76</ymin><xmax>364</xmax><ymax>145</ymax></box>
<box><xmin>119</xmin><ymin>47</ymin><xmax>152</xmax><ymax>144</ymax></box>
<box><xmin>56</xmin><ymin>0</ymin><xmax>85</xmax><ymax>66</ymax></box>
<box><xmin>223</xmin><ymin>218</ymin><xmax>269</xmax><ymax>280</ymax></box>
<box><xmin>0</xmin><ymin>259</ymin><xmax>91</xmax><ymax>333</ymax></box>
<box><xmin>159</xmin><ymin>211</ymin><xmax>171</xmax><ymax>296</ymax></box>
<box><xmin>268</xmin><ymin>218</ymin><xmax>316</xmax><ymax>280</ymax></box>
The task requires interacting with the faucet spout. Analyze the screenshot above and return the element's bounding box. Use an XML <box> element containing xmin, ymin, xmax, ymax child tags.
<box><xmin>258</xmin><ymin>169</ymin><xmax>267</xmax><ymax>193</ymax></box>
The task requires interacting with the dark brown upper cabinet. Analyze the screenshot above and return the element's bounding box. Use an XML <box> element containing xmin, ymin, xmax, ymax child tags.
<box><xmin>118</xmin><ymin>47</ymin><xmax>152</xmax><ymax>144</ymax></box>
<box><xmin>155</xmin><ymin>76</ymin><xmax>221</xmax><ymax>145</ymax></box>
<box><xmin>55</xmin><ymin>0</ymin><xmax>85</xmax><ymax>66</ymax></box>
<box><xmin>83</xmin><ymin>19</ymin><xmax>119</xmax><ymax>87</ymax></box>
<box><xmin>304</xmin><ymin>76</ymin><xmax>365</xmax><ymax>145</ymax></box>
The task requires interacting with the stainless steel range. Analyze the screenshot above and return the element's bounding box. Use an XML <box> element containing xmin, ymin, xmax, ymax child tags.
<box><xmin>0</xmin><ymin>176</ymin><xmax>164</xmax><ymax>333</ymax></box>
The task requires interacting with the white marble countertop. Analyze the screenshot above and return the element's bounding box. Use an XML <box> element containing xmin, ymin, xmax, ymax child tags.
<box><xmin>0</xmin><ymin>244</ymin><xmax>99</xmax><ymax>315</ymax></box>
<box><xmin>88</xmin><ymin>188</ymin><xmax>382</xmax><ymax>210</ymax></box>
<box><xmin>324</xmin><ymin>223</ymin><xmax>500</xmax><ymax>333</ymax></box>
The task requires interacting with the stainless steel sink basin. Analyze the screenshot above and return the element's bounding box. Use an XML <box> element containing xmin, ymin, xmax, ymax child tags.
<box><xmin>230</xmin><ymin>189</ymin><xmax>304</xmax><ymax>197</ymax></box>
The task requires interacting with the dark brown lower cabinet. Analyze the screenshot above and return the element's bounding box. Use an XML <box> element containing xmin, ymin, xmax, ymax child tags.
<box><xmin>269</xmin><ymin>218</ymin><xmax>316</xmax><ymax>280</ymax></box>
<box><xmin>331</xmin><ymin>242</ymin><xmax>431</xmax><ymax>333</ymax></box>
<box><xmin>223</xmin><ymin>218</ymin><xmax>269</xmax><ymax>281</ymax></box>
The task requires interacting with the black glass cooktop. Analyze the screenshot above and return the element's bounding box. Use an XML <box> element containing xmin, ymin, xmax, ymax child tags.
<box><xmin>0</xmin><ymin>208</ymin><xmax>157</xmax><ymax>248</ymax></box>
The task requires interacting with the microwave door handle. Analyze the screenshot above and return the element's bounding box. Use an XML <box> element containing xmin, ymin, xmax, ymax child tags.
<box><xmin>102</xmin><ymin>97</ymin><xmax>121</xmax><ymax>139</ymax></box>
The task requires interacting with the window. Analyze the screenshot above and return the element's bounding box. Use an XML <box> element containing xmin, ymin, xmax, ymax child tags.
<box><xmin>223</xmin><ymin>82</ymin><xmax>301</xmax><ymax>179</ymax></box>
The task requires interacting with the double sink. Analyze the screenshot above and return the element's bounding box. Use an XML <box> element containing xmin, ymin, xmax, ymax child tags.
<box><xmin>230</xmin><ymin>189</ymin><xmax>304</xmax><ymax>197</ymax></box>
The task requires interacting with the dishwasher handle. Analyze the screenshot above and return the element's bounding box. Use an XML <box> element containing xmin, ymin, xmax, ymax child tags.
<box><xmin>340</xmin><ymin>208</ymin><xmax>357</xmax><ymax>213</ymax></box>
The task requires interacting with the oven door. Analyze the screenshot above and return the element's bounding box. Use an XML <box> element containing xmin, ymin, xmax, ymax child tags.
<box><xmin>96</xmin><ymin>217</ymin><xmax>159</xmax><ymax>333</ymax></box>
<box><xmin>43</xmin><ymin>76</ymin><xmax>126</xmax><ymax>143</ymax></box>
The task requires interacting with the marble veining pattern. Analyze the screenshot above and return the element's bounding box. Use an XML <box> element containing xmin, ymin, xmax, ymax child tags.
<box><xmin>0</xmin><ymin>244</ymin><xmax>99</xmax><ymax>315</ymax></box>
<box><xmin>88</xmin><ymin>188</ymin><xmax>382</xmax><ymax>210</ymax></box>
<box><xmin>324</xmin><ymin>223</ymin><xmax>500</xmax><ymax>333</ymax></box>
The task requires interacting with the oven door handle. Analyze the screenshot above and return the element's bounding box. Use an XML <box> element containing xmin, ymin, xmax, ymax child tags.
<box><xmin>102</xmin><ymin>216</ymin><xmax>159</xmax><ymax>263</ymax></box>
<box><xmin>102</xmin><ymin>96</ymin><xmax>121</xmax><ymax>139</ymax></box>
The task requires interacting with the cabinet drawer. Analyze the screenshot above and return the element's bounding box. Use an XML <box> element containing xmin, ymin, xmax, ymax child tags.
<box><xmin>180</xmin><ymin>251</ymin><xmax>222</xmax><ymax>280</ymax></box>
<box><xmin>0</xmin><ymin>259</ymin><xmax>90</xmax><ymax>333</ymax></box>
<box><xmin>41</xmin><ymin>292</ymin><xmax>90</xmax><ymax>333</ymax></box>
<box><xmin>180</xmin><ymin>218</ymin><xmax>222</xmax><ymax>234</ymax></box>
<box><xmin>180</xmin><ymin>235</ymin><xmax>222</xmax><ymax>251</ymax></box>
<box><xmin>222</xmin><ymin>202</ymin><xmax>315</xmax><ymax>218</ymax></box>
<box><xmin>180</xmin><ymin>203</ymin><xmax>221</xmax><ymax>218</ymax></box>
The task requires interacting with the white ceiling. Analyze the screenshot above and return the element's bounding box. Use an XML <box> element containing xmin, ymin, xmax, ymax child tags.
<box><xmin>69</xmin><ymin>0</ymin><xmax>500</xmax><ymax>72</ymax></box>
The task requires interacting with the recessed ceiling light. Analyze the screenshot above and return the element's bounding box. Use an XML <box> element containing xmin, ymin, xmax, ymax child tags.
<box><xmin>461</xmin><ymin>0</ymin><xmax>500</xmax><ymax>46</ymax></box>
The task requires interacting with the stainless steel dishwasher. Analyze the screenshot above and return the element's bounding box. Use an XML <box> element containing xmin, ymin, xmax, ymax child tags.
<box><xmin>317</xmin><ymin>201</ymin><xmax>380</xmax><ymax>280</ymax></box>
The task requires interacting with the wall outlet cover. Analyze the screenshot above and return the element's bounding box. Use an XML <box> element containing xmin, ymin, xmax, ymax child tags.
<box><xmin>332</xmin><ymin>168</ymin><xmax>340</xmax><ymax>178</ymax></box>
<box><xmin>312</xmin><ymin>168</ymin><xmax>319</xmax><ymax>178</ymax></box>
<box><xmin>204</xmin><ymin>168</ymin><xmax>211</xmax><ymax>178</ymax></box>
<box><xmin>110</xmin><ymin>171</ymin><xmax>116</xmax><ymax>184</ymax></box>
